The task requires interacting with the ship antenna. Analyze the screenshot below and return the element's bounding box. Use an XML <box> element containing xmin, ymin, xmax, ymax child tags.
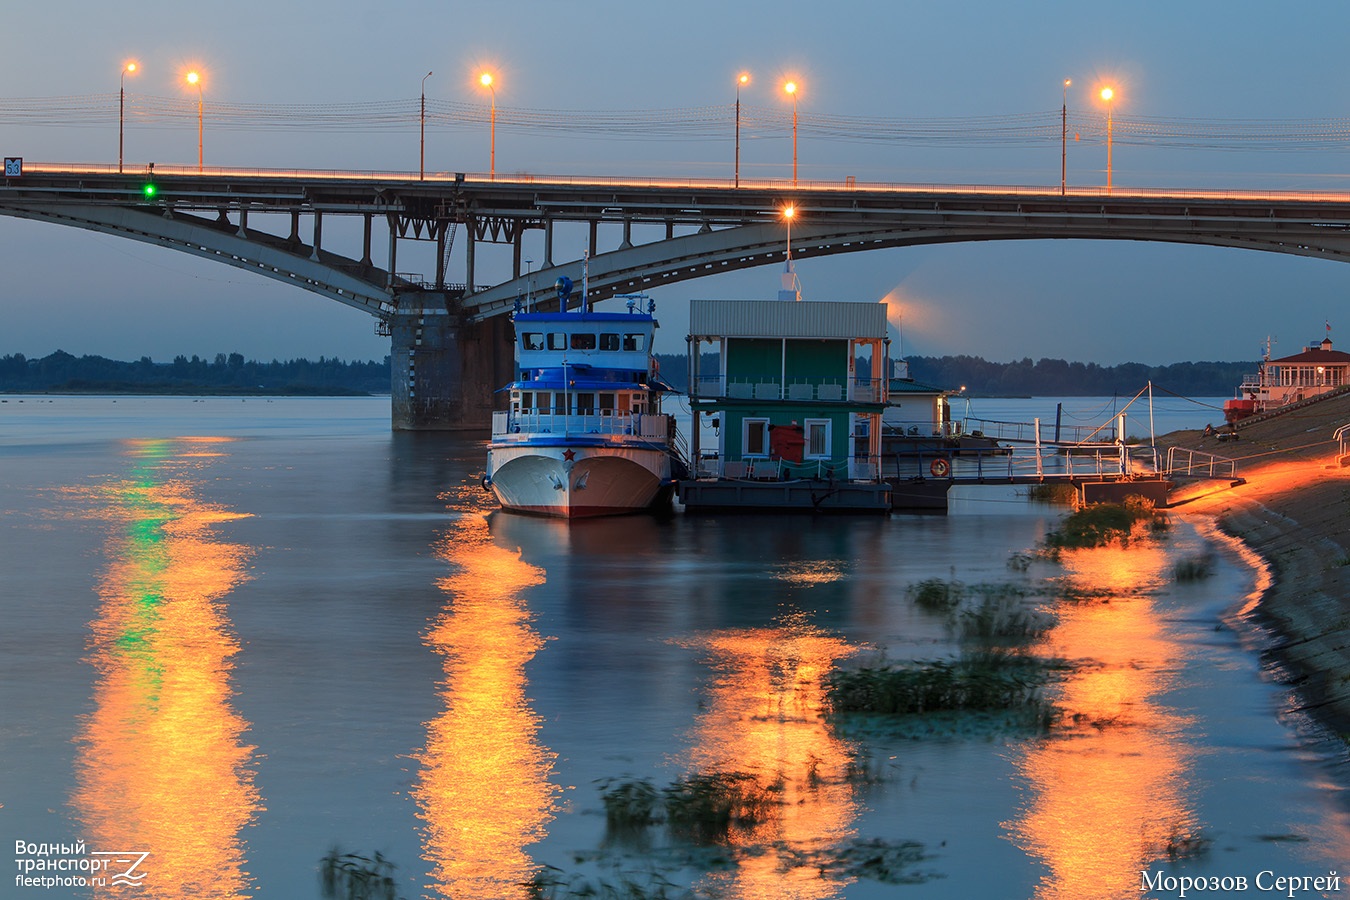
<box><xmin>525</xmin><ymin>258</ymin><xmax>534</xmax><ymax>313</ymax></box>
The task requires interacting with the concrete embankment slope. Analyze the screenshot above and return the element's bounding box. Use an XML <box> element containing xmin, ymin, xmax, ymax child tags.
<box><xmin>1157</xmin><ymin>393</ymin><xmax>1350</xmax><ymax>735</ymax></box>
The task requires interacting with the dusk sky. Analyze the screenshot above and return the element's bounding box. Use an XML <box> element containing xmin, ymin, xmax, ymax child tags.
<box><xmin>4</xmin><ymin>1</ymin><xmax>1350</xmax><ymax>367</ymax></box>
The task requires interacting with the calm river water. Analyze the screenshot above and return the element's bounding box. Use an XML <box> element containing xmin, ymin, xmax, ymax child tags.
<box><xmin>2</xmin><ymin>394</ymin><xmax>1348</xmax><ymax>899</ymax></box>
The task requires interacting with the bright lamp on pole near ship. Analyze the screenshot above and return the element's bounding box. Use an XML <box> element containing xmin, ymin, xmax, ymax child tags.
<box><xmin>186</xmin><ymin>70</ymin><xmax>203</xmax><ymax>172</ymax></box>
<box><xmin>479</xmin><ymin>72</ymin><xmax>497</xmax><ymax>181</ymax></box>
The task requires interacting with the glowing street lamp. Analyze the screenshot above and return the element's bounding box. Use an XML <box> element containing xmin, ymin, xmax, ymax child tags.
<box><xmin>1061</xmin><ymin>78</ymin><xmax>1071</xmax><ymax>195</ymax></box>
<box><xmin>119</xmin><ymin>61</ymin><xmax>138</xmax><ymax>174</ymax></box>
<box><xmin>186</xmin><ymin>71</ymin><xmax>203</xmax><ymax>172</ymax></box>
<box><xmin>1100</xmin><ymin>85</ymin><xmax>1115</xmax><ymax>191</ymax></box>
<box><xmin>734</xmin><ymin>72</ymin><xmax>749</xmax><ymax>188</ymax></box>
<box><xmin>784</xmin><ymin>80</ymin><xmax>799</xmax><ymax>187</ymax></box>
<box><xmin>420</xmin><ymin>70</ymin><xmax>433</xmax><ymax>181</ymax></box>
<box><xmin>479</xmin><ymin>72</ymin><xmax>497</xmax><ymax>180</ymax></box>
<box><xmin>781</xmin><ymin>204</ymin><xmax>800</xmax><ymax>301</ymax></box>
<box><xmin>783</xmin><ymin>203</ymin><xmax>796</xmax><ymax>261</ymax></box>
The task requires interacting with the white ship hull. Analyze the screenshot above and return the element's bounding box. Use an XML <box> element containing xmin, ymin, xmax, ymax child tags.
<box><xmin>487</xmin><ymin>443</ymin><xmax>673</xmax><ymax>518</ymax></box>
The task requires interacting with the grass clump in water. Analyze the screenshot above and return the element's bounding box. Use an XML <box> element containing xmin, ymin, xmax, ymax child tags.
<box><xmin>1173</xmin><ymin>551</ymin><xmax>1215</xmax><ymax>582</ymax></box>
<box><xmin>663</xmin><ymin>772</ymin><xmax>780</xmax><ymax>844</ymax></box>
<box><xmin>826</xmin><ymin>651</ymin><xmax>1056</xmax><ymax>721</ymax></box>
<box><xmin>597</xmin><ymin>777</ymin><xmax>660</xmax><ymax>830</ymax></box>
<box><xmin>1024</xmin><ymin>483</ymin><xmax>1079</xmax><ymax>505</ymax></box>
<box><xmin>910</xmin><ymin>577</ymin><xmax>963</xmax><ymax>612</ymax></box>
<box><xmin>1042</xmin><ymin>496</ymin><xmax>1169</xmax><ymax>553</ymax></box>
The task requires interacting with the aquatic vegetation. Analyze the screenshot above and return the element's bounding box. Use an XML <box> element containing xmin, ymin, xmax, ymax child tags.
<box><xmin>951</xmin><ymin>592</ymin><xmax>1054</xmax><ymax>644</ymax></box>
<box><xmin>1023</xmin><ymin>482</ymin><xmax>1079</xmax><ymax>505</ymax></box>
<box><xmin>1041</xmin><ymin>496</ymin><xmax>1169</xmax><ymax>554</ymax></box>
<box><xmin>319</xmin><ymin>848</ymin><xmax>403</xmax><ymax>900</ymax></box>
<box><xmin>911</xmin><ymin>577</ymin><xmax>963</xmax><ymax>611</ymax></box>
<box><xmin>597</xmin><ymin>777</ymin><xmax>661</xmax><ymax>830</ymax></box>
<box><xmin>662</xmin><ymin>772</ymin><xmax>781</xmax><ymax>844</ymax></box>
<box><xmin>825</xmin><ymin>652</ymin><xmax>1058</xmax><ymax>720</ymax></box>
<box><xmin>1173</xmin><ymin>551</ymin><xmax>1216</xmax><ymax>581</ymax></box>
<box><xmin>528</xmin><ymin>865</ymin><xmax>693</xmax><ymax>900</ymax></box>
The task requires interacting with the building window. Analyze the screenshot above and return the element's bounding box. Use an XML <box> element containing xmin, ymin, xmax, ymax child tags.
<box><xmin>804</xmin><ymin>419</ymin><xmax>831</xmax><ymax>458</ymax></box>
<box><xmin>743</xmin><ymin>418</ymin><xmax>770</xmax><ymax>457</ymax></box>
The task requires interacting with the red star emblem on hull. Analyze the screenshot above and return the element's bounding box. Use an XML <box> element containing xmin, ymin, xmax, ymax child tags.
<box><xmin>562</xmin><ymin>449</ymin><xmax>576</xmax><ymax>461</ymax></box>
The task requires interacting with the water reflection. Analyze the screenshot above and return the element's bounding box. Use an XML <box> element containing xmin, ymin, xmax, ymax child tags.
<box><xmin>682</xmin><ymin>613</ymin><xmax>861</xmax><ymax>899</ymax></box>
<box><xmin>71</xmin><ymin>437</ymin><xmax>261</xmax><ymax>899</ymax></box>
<box><xmin>1008</xmin><ymin>541</ymin><xmax>1200</xmax><ymax>900</ymax></box>
<box><xmin>415</xmin><ymin>497</ymin><xmax>559</xmax><ymax>899</ymax></box>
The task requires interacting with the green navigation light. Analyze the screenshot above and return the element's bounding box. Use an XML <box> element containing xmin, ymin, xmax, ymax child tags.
<box><xmin>142</xmin><ymin>182</ymin><xmax>158</xmax><ymax>199</ymax></box>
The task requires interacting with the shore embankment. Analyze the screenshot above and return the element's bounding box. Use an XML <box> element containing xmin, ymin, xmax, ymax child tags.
<box><xmin>1157</xmin><ymin>393</ymin><xmax>1350</xmax><ymax>737</ymax></box>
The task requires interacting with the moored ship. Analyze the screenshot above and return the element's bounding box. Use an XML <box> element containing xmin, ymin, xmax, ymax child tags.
<box><xmin>485</xmin><ymin>287</ymin><xmax>686</xmax><ymax>518</ymax></box>
<box><xmin>1224</xmin><ymin>333</ymin><xmax>1350</xmax><ymax>423</ymax></box>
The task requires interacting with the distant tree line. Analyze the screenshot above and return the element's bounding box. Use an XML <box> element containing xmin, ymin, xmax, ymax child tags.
<box><xmin>904</xmin><ymin>355</ymin><xmax>1253</xmax><ymax>397</ymax></box>
<box><xmin>0</xmin><ymin>351</ymin><xmax>391</xmax><ymax>395</ymax></box>
<box><xmin>654</xmin><ymin>352</ymin><xmax>1252</xmax><ymax>397</ymax></box>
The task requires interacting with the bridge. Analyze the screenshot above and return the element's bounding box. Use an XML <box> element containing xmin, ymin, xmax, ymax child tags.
<box><xmin>7</xmin><ymin>162</ymin><xmax>1350</xmax><ymax>429</ymax></box>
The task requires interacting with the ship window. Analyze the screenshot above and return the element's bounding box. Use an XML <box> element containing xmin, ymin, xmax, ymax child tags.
<box><xmin>554</xmin><ymin>392</ymin><xmax>568</xmax><ymax>415</ymax></box>
<box><xmin>519</xmin><ymin>391</ymin><xmax>533</xmax><ymax>411</ymax></box>
<box><xmin>744</xmin><ymin>418</ymin><xmax>770</xmax><ymax>457</ymax></box>
<box><xmin>575</xmin><ymin>392</ymin><xmax>595</xmax><ymax>415</ymax></box>
<box><xmin>599</xmin><ymin>333</ymin><xmax>620</xmax><ymax>351</ymax></box>
<box><xmin>547</xmin><ymin>333</ymin><xmax>567</xmax><ymax>351</ymax></box>
<box><xmin>623</xmin><ymin>333</ymin><xmax>646</xmax><ymax>352</ymax></box>
<box><xmin>805</xmin><ymin>419</ymin><xmax>831</xmax><ymax>459</ymax></box>
<box><xmin>522</xmin><ymin>332</ymin><xmax>544</xmax><ymax>351</ymax></box>
<box><xmin>599</xmin><ymin>392</ymin><xmax>616</xmax><ymax>414</ymax></box>
<box><xmin>571</xmin><ymin>333</ymin><xmax>597</xmax><ymax>350</ymax></box>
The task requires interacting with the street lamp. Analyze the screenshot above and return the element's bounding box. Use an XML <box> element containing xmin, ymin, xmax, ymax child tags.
<box><xmin>420</xmin><ymin>70</ymin><xmax>433</xmax><ymax>181</ymax></box>
<box><xmin>479</xmin><ymin>72</ymin><xmax>497</xmax><ymax>180</ymax></box>
<box><xmin>1100</xmin><ymin>86</ymin><xmax>1115</xmax><ymax>191</ymax></box>
<box><xmin>186</xmin><ymin>71</ymin><xmax>203</xmax><ymax>172</ymax></box>
<box><xmin>119</xmin><ymin>61</ymin><xmax>138</xmax><ymax>174</ymax></box>
<box><xmin>781</xmin><ymin>204</ymin><xmax>800</xmax><ymax>301</ymax></box>
<box><xmin>735</xmin><ymin>72</ymin><xmax>749</xmax><ymax>187</ymax></box>
<box><xmin>1061</xmin><ymin>78</ymin><xmax>1071</xmax><ymax>195</ymax></box>
<box><xmin>784</xmin><ymin>80</ymin><xmax>799</xmax><ymax>187</ymax></box>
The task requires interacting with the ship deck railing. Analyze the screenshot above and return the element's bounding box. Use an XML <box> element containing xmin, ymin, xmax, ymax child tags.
<box><xmin>695</xmin><ymin>455</ymin><xmax>880</xmax><ymax>482</ymax></box>
<box><xmin>492</xmin><ymin>410</ymin><xmax>671</xmax><ymax>441</ymax></box>
<box><xmin>691</xmin><ymin>375</ymin><xmax>883</xmax><ymax>404</ymax></box>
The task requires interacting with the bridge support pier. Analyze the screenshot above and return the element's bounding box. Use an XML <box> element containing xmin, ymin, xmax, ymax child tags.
<box><xmin>389</xmin><ymin>291</ymin><xmax>514</xmax><ymax>431</ymax></box>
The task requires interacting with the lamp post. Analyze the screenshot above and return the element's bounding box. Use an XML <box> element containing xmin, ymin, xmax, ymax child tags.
<box><xmin>735</xmin><ymin>72</ymin><xmax>749</xmax><ymax>187</ymax></box>
<box><xmin>1061</xmin><ymin>78</ymin><xmax>1070</xmax><ymax>195</ymax></box>
<box><xmin>119</xmin><ymin>61</ymin><xmax>138</xmax><ymax>174</ymax></box>
<box><xmin>784</xmin><ymin>80</ymin><xmax>798</xmax><ymax>187</ymax></box>
<box><xmin>420</xmin><ymin>70</ymin><xmax>433</xmax><ymax>181</ymax></box>
<box><xmin>1100</xmin><ymin>86</ymin><xmax>1115</xmax><ymax>191</ymax></box>
<box><xmin>186</xmin><ymin>71</ymin><xmax>203</xmax><ymax>172</ymax></box>
<box><xmin>781</xmin><ymin>204</ymin><xmax>799</xmax><ymax>301</ymax></box>
<box><xmin>479</xmin><ymin>72</ymin><xmax>496</xmax><ymax>180</ymax></box>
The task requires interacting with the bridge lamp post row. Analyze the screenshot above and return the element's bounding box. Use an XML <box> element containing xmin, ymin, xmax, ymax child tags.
<box><xmin>186</xmin><ymin>71</ymin><xmax>203</xmax><ymax>173</ymax></box>
<box><xmin>1100</xmin><ymin>86</ymin><xmax>1115</xmax><ymax>191</ymax></box>
<box><xmin>480</xmin><ymin>72</ymin><xmax>497</xmax><ymax>180</ymax></box>
<box><xmin>119</xmin><ymin>62</ymin><xmax>138</xmax><ymax>174</ymax></box>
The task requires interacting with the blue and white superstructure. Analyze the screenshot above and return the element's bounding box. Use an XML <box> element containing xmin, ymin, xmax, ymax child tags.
<box><xmin>486</xmin><ymin>290</ymin><xmax>686</xmax><ymax>518</ymax></box>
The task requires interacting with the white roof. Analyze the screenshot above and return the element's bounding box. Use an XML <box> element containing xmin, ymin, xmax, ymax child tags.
<box><xmin>689</xmin><ymin>299</ymin><xmax>888</xmax><ymax>339</ymax></box>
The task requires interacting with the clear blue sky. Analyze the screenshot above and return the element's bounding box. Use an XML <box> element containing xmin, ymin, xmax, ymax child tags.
<box><xmin>3</xmin><ymin>0</ymin><xmax>1349</xmax><ymax>366</ymax></box>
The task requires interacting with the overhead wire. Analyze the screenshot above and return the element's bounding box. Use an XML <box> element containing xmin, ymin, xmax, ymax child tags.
<box><xmin>4</xmin><ymin>94</ymin><xmax>1350</xmax><ymax>152</ymax></box>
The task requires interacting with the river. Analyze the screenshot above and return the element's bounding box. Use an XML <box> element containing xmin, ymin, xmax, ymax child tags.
<box><xmin>2</xmin><ymin>394</ymin><xmax>1347</xmax><ymax>899</ymax></box>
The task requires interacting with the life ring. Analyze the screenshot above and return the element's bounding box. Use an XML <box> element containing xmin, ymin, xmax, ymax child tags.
<box><xmin>929</xmin><ymin>458</ymin><xmax>951</xmax><ymax>478</ymax></box>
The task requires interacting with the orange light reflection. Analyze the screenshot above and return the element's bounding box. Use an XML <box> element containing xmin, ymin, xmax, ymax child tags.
<box><xmin>414</xmin><ymin>509</ymin><xmax>558</xmax><ymax>900</ymax></box>
<box><xmin>683</xmin><ymin>614</ymin><xmax>860</xmax><ymax>899</ymax></box>
<box><xmin>71</xmin><ymin>437</ymin><xmax>261</xmax><ymax>900</ymax></box>
<box><xmin>1008</xmin><ymin>540</ymin><xmax>1198</xmax><ymax>900</ymax></box>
